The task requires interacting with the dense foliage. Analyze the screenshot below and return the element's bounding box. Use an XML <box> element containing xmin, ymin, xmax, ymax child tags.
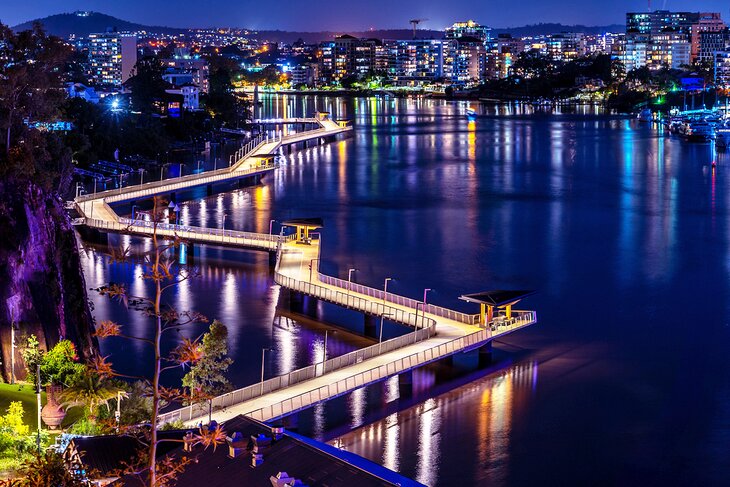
<box><xmin>20</xmin><ymin>336</ymin><xmax>84</xmax><ymax>386</ymax></box>
<box><xmin>0</xmin><ymin>23</ymin><xmax>74</xmax><ymax>192</ymax></box>
<box><xmin>182</xmin><ymin>320</ymin><xmax>233</xmax><ymax>402</ymax></box>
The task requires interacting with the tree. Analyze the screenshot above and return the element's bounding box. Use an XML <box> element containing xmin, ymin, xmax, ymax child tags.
<box><xmin>41</xmin><ymin>340</ymin><xmax>85</xmax><ymax>386</ymax></box>
<box><xmin>0</xmin><ymin>401</ymin><xmax>39</xmax><ymax>460</ymax></box>
<box><xmin>513</xmin><ymin>49</ymin><xmax>553</xmax><ymax>80</ymax></box>
<box><xmin>125</xmin><ymin>56</ymin><xmax>171</xmax><ymax>114</ymax></box>
<box><xmin>0</xmin><ymin>22</ymin><xmax>73</xmax><ymax>192</ymax></box>
<box><xmin>120</xmin><ymin>381</ymin><xmax>154</xmax><ymax>426</ymax></box>
<box><xmin>93</xmin><ymin>196</ymin><xmax>224</xmax><ymax>486</ymax></box>
<box><xmin>0</xmin><ymin>402</ymin><xmax>29</xmax><ymax>437</ymax></box>
<box><xmin>60</xmin><ymin>371</ymin><xmax>125</xmax><ymax>423</ymax></box>
<box><xmin>17</xmin><ymin>450</ymin><xmax>87</xmax><ymax>487</ymax></box>
<box><xmin>20</xmin><ymin>334</ymin><xmax>43</xmax><ymax>378</ymax></box>
<box><xmin>20</xmin><ymin>337</ymin><xmax>85</xmax><ymax>386</ymax></box>
<box><xmin>182</xmin><ymin>320</ymin><xmax>233</xmax><ymax>409</ymax></box>
<box><xmin>205</xmin><ymin>58</ymin><xmax>250</xmax><ymax>127</ymax></box>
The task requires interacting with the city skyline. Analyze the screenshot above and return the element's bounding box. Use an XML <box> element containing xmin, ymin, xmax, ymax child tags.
<box><xmin>5</xmin><ymin>0</ymin><xmax>730</xmax><ymax>32</ymax></box>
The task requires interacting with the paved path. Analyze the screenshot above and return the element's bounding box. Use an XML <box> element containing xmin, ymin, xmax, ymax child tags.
<box><xmin>70</xmin><ymin>116</ymin><xmax>537</xmax><ymax>425</ymax></box>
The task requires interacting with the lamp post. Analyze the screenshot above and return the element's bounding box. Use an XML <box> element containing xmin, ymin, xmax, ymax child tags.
<box><xmin>222</xmin><ymin>212</ymin><xmax>228</xmax><ymax>231</ymax></box>
<box><xmin>269</xmin><ymin>219</ymin><xmax>276</xmax><ymax>236</ymax></box>
<box><xmin>36</xmin><ymin>364</ymin><xmax>41</xmax><ymax>453</ymax></box>
<box><xmin>75</xmin><ymin>182</ymin><xmax>83</xmax><ymax>198</ymax></box>
<box><xmin>179</xmin><ymin>163</ymin><xmax>184</xmax><ymax>178</ymax></box>
<box><xmin>383</xmin><ymin>277</ymin><xmax>393</xmax><ymax>310</ymax></box>
<box><xmin>10</xmin><ymin>321</ymin><xmax>15</xmax><ymax>385</ymax></box>
<box><xmin>347</xmin><ymin>268</ymin><xmax>357</xmax><ymax>306</ymax></box>
<box><xmin>322</xmin><ymin>330</ymin><xmax>329</xmax><ymax>374</ymax></box>
<box><xmin>413</xmin><ymin>301</ymin><xmax>425</xmax><ymax>343</ymax></box>
<box><xmin>139</xmin><ymin>168</ymin><xmax>146</xmax><ymax>186</ymax></box>
<box><xmin>422</xmin><ymin>288</ymin><xmax>432</xmax><ymax>330</ymax></box>
<box><xmin>260</xmin><ymin>347</ymin><xmax>273</xmax><ymax>395</ymax></box>
<box><xmin>379</xmin><ymin>312</ymin><xmax>393</xmax><ymax>353</ymax></box>
<box><xmin>115</xmin><ymin>390</ymin><xmax>122</xmax><ymax>433</ymax></box>
<box><xmin>173</xmin><ymin>204</ymin><xmax>180</xmax><ymax>230</ymax></box>
<box><xmin>197</xmin><ymin>160</ymin><xmax>203</xmax><ymax>173</ymax></box>
<box><xmin>309</xmin><ymin>258</ymin><xmax>320</xmax><ymax>282</ymax></box>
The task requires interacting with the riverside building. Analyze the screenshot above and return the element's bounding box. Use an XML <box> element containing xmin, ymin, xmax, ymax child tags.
<box><xmin>88</xmin><ymin>32</ymin><xmax>137</xmax><ymax>86</ymax></box>
<box><xmin>623</xmin><ymin>10</ymin><xmax>724</xmax><ymax>70</ymax></box>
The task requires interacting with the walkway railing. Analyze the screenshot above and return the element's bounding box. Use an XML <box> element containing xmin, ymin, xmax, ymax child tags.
<box><xmin>74</xmin><ymin>119</ymin><xmax>352</xmax><ymax>208</ymax></box>
<box><xmin>80</xmin><ymin>216</ymin><xmax>295</xmax><ymax>248</ymax></box>
<box><xmin>75</xmin><ymin>139</ymin><xmax>276</xmax><ymax>203</ymax></box>
<box><xmin>157</xmin><ymin>323</ymin><xmax>437</xmax><ymax>425</ymax></box>
<box><xmin>77</xmin><ymin>157</ymin><xmax>276</xmax><ymax>205</ymax></box>
<box><xmin>275</xmin><ymin>271</ymin><xmax>437</xmax><ymax>329</ymax></box>
<box><xmin>245</xmin><ymin>310</ymin><xmax>536</xmax><ymax>422</ymax></box>
<box><xmin>319</xmin><ymin>274</ymin><xmax>481</xmax><ymax>326</ymax></box>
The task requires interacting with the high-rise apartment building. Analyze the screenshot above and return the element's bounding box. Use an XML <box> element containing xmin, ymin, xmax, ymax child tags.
<box><xmin>88</xmin><ymin>32</ymin><xmax>137</xmax><ymax>86</ymax></box>
<box><xmin>715</xmin><ymin>51</ymin><xmax>730</xmax><ymax>88</ymax></box>
<box><xmin>690</xmin><ymin>13</ymin><xmax>725</xmax><ymax>62</ymax></box>
<box><xmin>699</xmin><ymin>30</ymin><xmax>730</xmax><ymax>63</ymax></box>
<box><xmin>445</xmin><ymin>20</ymin><xmax>491</xmax><ymax>43</ymax></box>
<box><xmin>484</xmin><ymin>34</ymin><xmax>526</xmax><ymax>79</ymax></box>
<box><xmin>545</xmin><ymin>33</ymin><xmax>586</xmax><ymax>61</ymax></box>
<box><xmin>162</xmin><ymin>49</ymin><xmax>210</xmax><ymax>93</ymax></box>
<box><xmin>394</xmin><ymin>39</ymin><xmax>449</xmax><ymax>84</ymax></box>
<box><xmin>624</xmin><ymin>10</ymin><xmax>724</xmax><ymax>70</ymax></box>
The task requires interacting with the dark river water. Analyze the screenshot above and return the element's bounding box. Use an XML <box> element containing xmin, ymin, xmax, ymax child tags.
<box><xmin>79</xmin><ymin>95</ymin><xmax>730</xmax><ymax>486</ymax></box>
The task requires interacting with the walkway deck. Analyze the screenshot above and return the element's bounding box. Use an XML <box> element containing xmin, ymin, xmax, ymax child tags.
<box><xmin>73</xmin><ymin>116</ymin><xmax>352</xmax><ymax>248</ymax></box>
<box><xmin>71</xmin><ymin>115</ymin><xmax>537</xmax><ymax>426</ymax></box>
<box><xmin>157</xmin><ymin>236</ymin><xmax>536</xmax><ymax>425</ymax></box>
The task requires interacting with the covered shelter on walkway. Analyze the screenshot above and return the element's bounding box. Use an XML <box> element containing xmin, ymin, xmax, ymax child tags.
<box><xmin>282</xmin><ymin>218</ymin><xmax>323</xmax><ymax>244</ymax></box>
<box><xmin>459</xmin><ymin>290</ymin><xmax>536</xmax><ymax>325</ymax></box>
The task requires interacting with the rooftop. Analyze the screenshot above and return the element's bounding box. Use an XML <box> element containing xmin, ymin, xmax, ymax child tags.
<box><xmin>459</xmin><ymin>289</ymin><xmax>536</xmax><ymax>307</ymax></box>
<box><xmin>111</xmin><ymin>415</ymin><xmax>421</xmax><ymax>487</ymax></box>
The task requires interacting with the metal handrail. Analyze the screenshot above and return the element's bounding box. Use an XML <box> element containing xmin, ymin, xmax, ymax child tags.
<box><xmin>80</xmin><ymin>216</ymin><xmax>295</xmax><ymax>247</ymax></box>
<box><xmin>157</xmin><ymin>311</ymin><xmax>536</xmax><ymax>425</ymax></box>
<box><xmin>76</xmin><ymin>136</ymin><xmax>271</xmax><ymax>203</ymax></box>
<box><xmin>319</xmin><ymin>273</ymin><xmax>481</xmax><ymax>325</ymax></box>
<box><xmin>245</xmin><ymin>311</ymin><xmax>537</xmax><ymax>422</ymax></box>
<box><xmin>158</xmin><ymin>320</ymin><xmax>438</xmax><ymax>426</ymax></box>
<box><xmin>75</xmin><ymin>123</ymin><xmax>352</xmax><ymax>206</ymax></box>
<box><xmin>274</xmin><ymin>271</ymin><xmax>436</xmax><ymax>329</ymax></box>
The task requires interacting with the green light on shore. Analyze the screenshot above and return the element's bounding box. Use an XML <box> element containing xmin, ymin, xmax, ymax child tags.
<box><xmin>655</xmin><ymin>96</ymin><xmax>665</xmax><ymax>104</ymax></box>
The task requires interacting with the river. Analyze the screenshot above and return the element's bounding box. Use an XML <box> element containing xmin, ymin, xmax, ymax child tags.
<box><xmin>79</xmin><ymin>94</ymin><xmax>730</xmax><ymax>486</ymax></box>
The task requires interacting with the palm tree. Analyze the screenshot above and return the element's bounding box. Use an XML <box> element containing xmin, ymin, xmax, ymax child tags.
<box><xmin>60</xmin><ymin>373</ymin><xmax>125</xmax><ymax>422</ymax></box>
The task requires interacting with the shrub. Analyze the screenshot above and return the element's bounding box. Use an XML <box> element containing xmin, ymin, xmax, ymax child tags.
<box><xmin>160</xmin><ymin>420</ymin><xmax>186</xmax><ymax>431</ymax></box>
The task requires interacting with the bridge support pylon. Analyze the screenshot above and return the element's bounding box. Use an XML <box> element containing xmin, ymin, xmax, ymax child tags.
<box><xmin>398</xmin><ymin>370</ymin><xmax>413</xmax><ymax>397</ymax></box>
<box><xmin>76</xmin><ymin>226</ymin><xmax>108</xmax><ymax>245</ymax></box>
<box><xmin>206</xmin><ymin>184</ymin><xmax>213</xmax><ymax>197</ymax></box>
<box><xmin>281</xmin><ymin>412</ymin><xmax>299</xmax><ymax>431</ymax></box>
<box><xmin>478</xmin><ymin>342</ymin><xmax>493</xmax><ymax>366</ymax></box>
<box><xmin>282</xmin><ymin>289</ymin><xmax>304</xmax><ymax>313</ymax></box>
<box><xmin>304</xmin><ymin>296</ymin><xmax>319</xmax><ymax>319</ymax></box>
<box><xmin>363</xmin><ymin>315</ymin><xmax>377</xmax><ymax>338</ymax></box>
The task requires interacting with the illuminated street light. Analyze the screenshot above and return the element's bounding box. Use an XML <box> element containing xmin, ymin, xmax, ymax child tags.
<box><xmin>346</xmin><ymin>268</ymin><xmax>358</xmax><ymax>305</ymax></box>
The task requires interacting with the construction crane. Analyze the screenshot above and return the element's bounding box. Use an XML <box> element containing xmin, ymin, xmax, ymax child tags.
<box><xmin>409</xmin><ymin>19</ymin><xmax>428</xmax><ymax>39</ymax></box>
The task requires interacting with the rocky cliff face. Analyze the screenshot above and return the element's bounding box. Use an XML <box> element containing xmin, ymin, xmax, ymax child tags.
<box><xmin>0</xmin><ymin>181</ymin><xmax>97</xmax><ymax>381</ymax></box>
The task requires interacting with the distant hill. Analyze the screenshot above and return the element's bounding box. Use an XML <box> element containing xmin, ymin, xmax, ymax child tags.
<box><xmin>492</xmin><ymin>23</ymin><xmax>625</xmax><ymax>36</ymax></box>
<box><xmin>11</xmin><ymin>12</ymin><xmax>186</xmax><ymax>37</ymax></box>
<box><xmin>11</xmin><ymin>11</ymin><xmax>625</xmax><ymax>41</ymax></box>
<box><xmin>254</xmin><ymin>29</ymin><xmax>445</xmax><ymax>44</ymax></box>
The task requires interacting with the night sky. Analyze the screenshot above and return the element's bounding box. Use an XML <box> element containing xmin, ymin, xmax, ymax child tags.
<box><xmin>3</xmin><ymin>0</ymin><xmax>730</xmax><ymax>31</ymax></box>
